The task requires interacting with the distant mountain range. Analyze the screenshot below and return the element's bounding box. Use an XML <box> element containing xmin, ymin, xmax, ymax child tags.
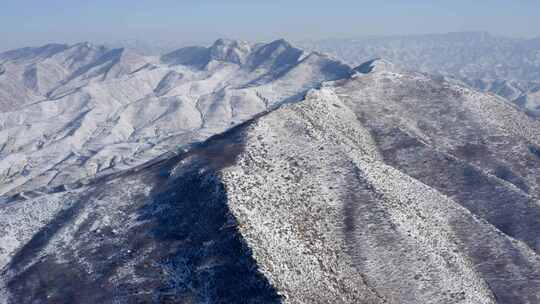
<box><xmin>79</xmin><ymin>32</ymin><xmax>540</xmax><ymax>116</ymax></box>
<box><xmin>298</xmin><ymin>31</ymin><xmax>540</xmax><ymax>116</ymax></box>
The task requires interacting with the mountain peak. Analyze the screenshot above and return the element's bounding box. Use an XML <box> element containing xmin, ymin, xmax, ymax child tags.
<box><xmin>245</xmin><ymin>38</ymin><xmax>303</xmax><ymax>71</ymax></box>
<box><xmin>160</xmin><ymin>46</ymin><xmax>210</xmax><ymax>68</ymax></box>
<box><xmin>353</xmin><ymin>58</ymin><xmax>398</xmax><ymax>74</ymax></box>
<box><xmin>71</xmin><ymin>41</ymin><xmax>94</xmax><ymax>49</ymax></box>
<box><xmin>0</xmin><ymin>43</ymin><xmax>68</xmax><ymax>61</ymax></box>
<box><xmin>267</xmin><ymin>38</ymin><xmax>292</xmax><ymax>48</ymax></box>
<box><xmin>209</xmin><ymin>38</ymin><xmax>251</xmax><ymax>64</ymax></box>
<box><xmin>211</xmin><ymin>38</ymin><xmax>245</xmax><ymax>46</ymax></box>
<box><xmin>161</xmin><ymin>39</ymin><xmax>252</xmax><ymax>68</ymax></box>
<box><xmin>67</xmin><ymin>42</ymin><xmax>109</xmax><ymax>54</ymax></box>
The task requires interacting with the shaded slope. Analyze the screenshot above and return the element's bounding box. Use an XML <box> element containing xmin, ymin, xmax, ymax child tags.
<box><xmin>1</xmin><ymin>119</ymin><xmax>281</xmax><ymax>304</ymax></box>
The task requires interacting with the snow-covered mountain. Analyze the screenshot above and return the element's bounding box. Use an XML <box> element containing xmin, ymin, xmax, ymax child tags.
<box><xmin>459</xmin><ymin>78</ymin><xmax>540</xmax><ymax>117</ymax></box>
<box><xmin>0</xmin><ymin>39</ymin><xmax>350</xmax><ymax>196</ymax></box>
<box><xmin>298</xmin><ymin>31</ymin><xmax>540</xmax><ymax>116</ymax></box>
<box><xmin>1</xmin><ymin>39</ymin><xmax>540</xmax><ymax>303</ymax></box>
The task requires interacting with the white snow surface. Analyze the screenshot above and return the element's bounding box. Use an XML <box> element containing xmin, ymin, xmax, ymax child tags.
<box><xmin>0</xmin><ymin>39</ymin><xmax>350</xmax><ymax>196</ymax></box>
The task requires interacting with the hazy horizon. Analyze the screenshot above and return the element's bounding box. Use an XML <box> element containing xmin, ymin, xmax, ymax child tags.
<box><xmin>2</xmin><ymin>0</ymin><xmax>540</xmax><ymax>52</ymax></box>
<box><xmin>2</xmin><ymin>30</ymin><xmax>540</xmax><ymax>54</ymax></box>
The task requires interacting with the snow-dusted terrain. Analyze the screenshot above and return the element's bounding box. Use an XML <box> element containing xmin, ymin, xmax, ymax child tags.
<box><xmin>0</xmin><ymin>39</ymin><xmax>350</xmax><ymax>197</ymax></box>
<box><xmin>1</xmin><ymin>39</ymin><xmax>540</xmax><ymax>303</ymax></box>
<box><xmin>298</xmin><ymin>31</ymin><xmax>540</xmax><ymax>116</ymax></box>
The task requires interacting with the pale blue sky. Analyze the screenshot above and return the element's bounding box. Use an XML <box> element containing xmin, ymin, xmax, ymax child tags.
<box><xmin>2</xmin><ymin>0</ymin><xmax>539</xmax><ymax>50</ymax></box>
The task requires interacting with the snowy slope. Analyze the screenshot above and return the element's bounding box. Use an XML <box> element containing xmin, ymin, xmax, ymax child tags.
<box><xmin>0</xmin><ymin>39</ymin><xmax>350</xmax><ymax>196</ymax></box>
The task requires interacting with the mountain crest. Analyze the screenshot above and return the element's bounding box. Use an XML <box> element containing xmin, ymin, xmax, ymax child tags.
<box><xmin>353</xmin><ymin>58</ymin><xmax>399</xmax><ymax>74</ymax></box>
<box><xmin>246</xmin><ymin>38</ymin><xmax>303</xmax><ymax>71</ymax></box>
<box><xmin>0</xmin><ymin>43</ymin><xmax>68</xmax><ymax>62</ymax></box>
<box><xmin>209</xmin><ymin>38</ymin><xmax>252</xmax><ymax>65</ymax></box>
